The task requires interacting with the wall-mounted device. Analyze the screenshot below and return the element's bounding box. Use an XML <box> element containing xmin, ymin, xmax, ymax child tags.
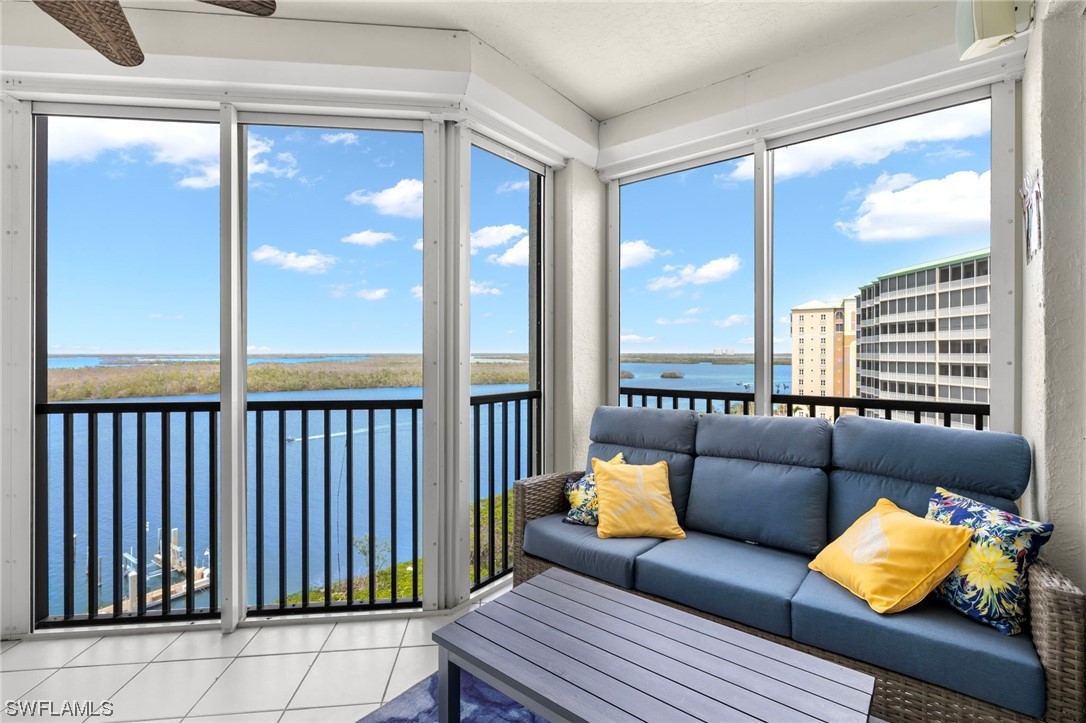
<box><xmin>956</xmin><ymin>0</ymin><xmax>1027</xmax><ymax>60</ymax></box>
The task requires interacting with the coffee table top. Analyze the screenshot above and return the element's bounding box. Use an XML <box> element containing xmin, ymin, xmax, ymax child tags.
<box><xmin>433</xmin><ymin>567</ymin><xmax>874</xmax><ymax>723</ymax></box>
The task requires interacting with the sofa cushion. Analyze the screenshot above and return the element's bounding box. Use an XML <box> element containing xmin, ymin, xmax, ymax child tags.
<box><xmin>685</xmin><ymin>414</ymin><xmax>831</xmax><ymax>554</ymax></box>
<box><xmin>792</xmin><ymin>571</ymin><xmax>1046</xmax><ymax>718</ymax></box>
<box><xmin>633</xmin><ymin>530</ymin><xmax>811</xmax><ymax>636</ymax></box>
<box><xmin>585</xmin><ymin>406</ymin><xmax>699</xmax><ymax>524</ymax></box>
<box><xmin>828</xmin><ymin>416</ymin><xmax>1031</xmax><ymax>538</ymax></box>
<box><xmin>522</xmin><ymin>513</ymin><xmax>663</xmax><ymax>588</ymax></box>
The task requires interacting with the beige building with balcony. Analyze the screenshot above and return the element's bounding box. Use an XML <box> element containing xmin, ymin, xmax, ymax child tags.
<box><xmin>789</xmin><ymin>298</ymin><xmax>858</xmax><ymax>402</ymax></box>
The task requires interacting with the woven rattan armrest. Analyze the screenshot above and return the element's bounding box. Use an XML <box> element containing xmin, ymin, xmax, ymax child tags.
<box><xmin>1027</xmin><ymin>558</ymin><xmax>1086</xmax><ymax>721</ymax></box>
<box><xmin>512</xmin><ymin>470</ymin><xmax>583</xmax><ymax>585</ymax></box>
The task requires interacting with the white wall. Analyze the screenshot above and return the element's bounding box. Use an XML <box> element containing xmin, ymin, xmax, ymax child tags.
<box><xmin>1020</xmin><ymin>0</ymin><xmax>1086</xmax><ymax>589</ymax></box>
<box><xmin>552</xmin><ymin>161</ymin><xmax>609</xmax><ymax>472</ymax></box>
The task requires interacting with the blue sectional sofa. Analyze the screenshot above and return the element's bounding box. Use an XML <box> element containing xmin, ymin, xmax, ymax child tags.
<box><xmin>512</xmin><ymin>407</ymin><xmax>1086</xmax><ymax>722</ymax></box>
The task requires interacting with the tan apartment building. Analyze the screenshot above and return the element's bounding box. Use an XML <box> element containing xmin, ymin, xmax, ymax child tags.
<box><xmin>790</xmin><ymin>298</ymin><xmax>857</xmax><ymax>402</ymax></box>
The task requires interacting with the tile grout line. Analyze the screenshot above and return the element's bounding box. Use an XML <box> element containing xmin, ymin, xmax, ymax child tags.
<box><xmin>377</xmin><ymin>616</ymin><xmax>413</xmax><ymax>704</ymax></box>
<box><xmin>179</xmin><ymin>652</ymin><xmax>245</xmax><ymax>721</ymax></box>
<box><xmin>278</xmin><ymin>624</ymin><xmax>338</xmax><ymax>713</ymax></box>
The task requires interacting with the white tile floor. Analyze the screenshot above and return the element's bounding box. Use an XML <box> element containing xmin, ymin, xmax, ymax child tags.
<box><xmin>0</xmin><ymin>583</ymin><xmax>508</xmax><ymax>723</ymax></box>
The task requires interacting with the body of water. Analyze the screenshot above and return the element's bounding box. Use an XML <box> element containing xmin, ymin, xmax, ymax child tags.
<box><xmin>45</xmin><ymin>362</ymin><xmax>791</xmax><ymax>616</ymax></box>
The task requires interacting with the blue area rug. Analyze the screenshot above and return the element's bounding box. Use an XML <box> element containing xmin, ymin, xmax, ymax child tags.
<box><xmin>360</xmin><ymin>670</ymin><xmax>548</xmax><ymax>723</ymax></box>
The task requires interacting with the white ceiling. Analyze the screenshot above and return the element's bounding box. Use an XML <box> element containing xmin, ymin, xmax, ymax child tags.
<box><xmin>12</xmin><ymin>0</ymin><xmax>958</xmax><ymax>121</ymax></box>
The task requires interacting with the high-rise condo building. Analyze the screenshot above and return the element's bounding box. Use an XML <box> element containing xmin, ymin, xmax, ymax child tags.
<box><xmin>856</xmin><ymin>249</ymin><xmax>991</xmax><ymax>427</ymax></box>
<box><xmin>789</xmin><ymin>297</ymin><xmax>857</xmax><ymax>403</ymax></box>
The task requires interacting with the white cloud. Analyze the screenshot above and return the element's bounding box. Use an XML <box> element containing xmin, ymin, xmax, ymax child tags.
<box><xmin>251</xmin><ymin>245</ymin><xmax>336</xmax><ymax>274</ymax></box>
<box><xmin>413</xmin><ymin>239</ymin><xmax>424</xmax><ymax>251</ymax></box>
<box><xmin>247</xmin><ymin>345</ymin><xmax>271</xmax><ymax>354</ymax></box>
<box><xmin>247</xmin><ymin>135</ymin><xmax>299</xmax><ymax>181</ymax></box>
<box><xmin>487</xmin><ymin>237</ymin><xmax>529</xmax><ymax>267</ymax></box>
<box><xmin>712</xmin><ymin>314</ymin><xmax>749</xmax><ymax>328</ymax></box>
<box><xmin>341</xmin><ymin>230</ymin><xmax>396</xmax><ymax>247</ymax></box>
<box><xmin>497</xmin><ymin>180</ymin><xmax>529</xmax><ymax>193</ymax></box>
<box><xmin>326</xmin><ymin>283</ymin><xmax>352</xmax><ymax>298</ymax></box>
<box><xmin>726</xmin><ymin>102</ymin><xmax>990</xmax><ymax>181</ymax></box>
<box><xmin>346</xmin><ymin>179</ymin><xmax>423</xmax><ymax>218</ymax></box>
<box><xmin>648</xmin><ymin>255</ymin><xmax>741</xmax><ymax>291</ymax></box>
<box><xmin>778</xmin><ymin>315</ymin><xmax>790</xmax><ymax>324</ymax></box>
<box><xmin>926</xmin><ymin>146</ymin><xmax>973</xmax><ymax>161</ymax></box>
<box><xmin>683</xmin><ymin>307</ymin><xmax>704</xmax><ymax>315</ymax></box>
<box><xmin>321</xmin><ymin>132</ymin><xmax>358</xmax><ymax>145</ymax></box>
<box><xmin>470</xmin><ymin>280</ymin><xmax>502</xmax><ymax>296</ymax></box>
<box><xmin>620</xmin><ymin>334</ymin><xmax>657</xmax><ymax>344</ymax></box>
<box><xmin>411</xmin><ymin>285</ymin><xmax>424</xmax><ymax>300</ymax></box>
<box><xmin>470</xmin><ymin>224</ymin><xmax>526</xmax><ymax>254</ymax></box>
<box><xmin>656</xmin><ymin>317</ymin><xmax>698</xmax><ymax>326</ymax></box>
<box><xmin>620</xmin><ymin>240</ymin><xmax>662</xmax><ymax>269</ymax></box>
<box><xmin>836</xmin><ymin>170</ymin><xmax>990</xmax><ymax>242</ymax></box>
<box><xmin>356</xmin><ymin>288</ymin><xmax>389</xmax><ymax>301</ymax></box>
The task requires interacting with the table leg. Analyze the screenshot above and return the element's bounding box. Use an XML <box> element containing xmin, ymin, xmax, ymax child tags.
<box><xmin>438</xmin><ymin>647</ymin><xmax>461</xmax><ymax>723</ymax></box>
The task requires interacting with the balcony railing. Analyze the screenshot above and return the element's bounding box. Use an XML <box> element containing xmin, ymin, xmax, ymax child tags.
<box><xmin>36</xmin><ymin>401</ymin><xmax>222</xmax><ymax>628</ymax></box>
<box><xmin>36</xmin><ymin>389</ymin><xmax>538</xmax><ymax>627</ymax></box>
<box><xmin>620</xmin><ymin>386</ymin><xmax>990</xmax><ymax>429</ymax></box>
<box><xmin>470</xmin><ymin>390</ymin><xmax>540</xmax><ymax>591</ymax></box>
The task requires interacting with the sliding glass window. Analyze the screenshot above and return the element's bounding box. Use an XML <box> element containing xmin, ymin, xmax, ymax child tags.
<box><xmin>467</xmin><ymin>143</ymin><xmax>543</xmax><ymax>590</ymax></box>
<box><xmin>772</xmin><ymin>99</ymin><xmax>991</xmax><ymax>425</ymax></box>
<box><xmin>37</xmin><ymin>114</ymin><xmax>221</xmax><ymax>625</ymax></box>
<box><xmin>243</xmin><ymin>124</ymin><xmax>425</xmax><ymax>614</ymax></box>
<box><xmin>618</xmin><ymin>157</ymin><xmax>756</xmax><ymax>412</ymax></box>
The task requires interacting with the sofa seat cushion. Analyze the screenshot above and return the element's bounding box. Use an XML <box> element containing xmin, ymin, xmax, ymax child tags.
<box><xmin>522</xmin><ymin>513</ymin><xmax>663</xmax><ymax>589</ymax></box>
<box><xmin>792</xmin><ymin>571</ymin><xmax>1045</xmax><ymax>718</ymax></box>
<box><xmin>633</xmin><ymin>531</ymin><xmax>811</xmax><ymax>637</ymax></box>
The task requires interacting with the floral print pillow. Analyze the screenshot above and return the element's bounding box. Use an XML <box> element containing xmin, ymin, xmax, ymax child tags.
<box><xmin>563</xmin><ymin>452</ymin><xmax>624</xmax><ymax>526</ymax></box>
<box><xmin>926</xmin><ymin>487</ymin><xmax>1054</xmax><ymax>635</ymax></box>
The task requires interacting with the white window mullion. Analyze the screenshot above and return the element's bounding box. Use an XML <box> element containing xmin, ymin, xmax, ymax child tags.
<box><xmin>1</xmin><ymin>97</ymin><xmax>35</xmax><ymax>636</ymax></box>
<box><xmin>219</xmin><ymin>103</ymin><xmax>248</xmax><ymax>632</ymax></box>
<box><xmin>754</xmin><ymin>140</ymin><xmax>774</xmax><ymax>416</ymax></box>
<box><xmin>989</xmin><ymin>80</ymin><xmax>1019</xmax><ymax>434</ymax></box>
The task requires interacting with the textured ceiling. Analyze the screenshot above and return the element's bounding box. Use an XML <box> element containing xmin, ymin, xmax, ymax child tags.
<box><xmin>14</xmin><ymin>1</ymin><xmax>958</xmax><ymax>120</ymax></box>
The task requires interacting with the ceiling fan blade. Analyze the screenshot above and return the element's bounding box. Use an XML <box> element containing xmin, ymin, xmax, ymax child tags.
<box><xmin>195</xmin><ymin>0</ymin><xmax>276</xmax><ymax>17</ymax></box>
<box><xmin>33</xmin><ymin>0</ymin><xmax>144</xmax><ymax>67</ymax></box>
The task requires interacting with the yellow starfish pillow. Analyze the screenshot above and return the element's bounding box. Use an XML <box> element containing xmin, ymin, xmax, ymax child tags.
<box><xmin>592</xmin><ymin>457</ymin><xmax>685</xmax><ymax>540</ymax></box>
<box><xmin>809</xmin><ymin>498</ymin><xmax>972</xmax><ymax>613</ymax></box>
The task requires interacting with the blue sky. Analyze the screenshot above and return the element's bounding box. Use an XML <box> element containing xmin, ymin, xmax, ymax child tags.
<box><xmin>620</xmin><ymin>99</ymin><xmax>992</xmax><ymax>353</ymax></box>
<box><xmin>47</xmin><ymin>120</ymin><xmax>532</xmax><ymax>354</ymax></box>
<box><xmin>46</xmin><ymin>100</ymin><xmax>990</xmax><ymax>356</ymax></box>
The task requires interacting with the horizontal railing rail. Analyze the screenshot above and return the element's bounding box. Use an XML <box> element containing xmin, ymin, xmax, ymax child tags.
<box><xmin>469</xmin><ymin>389</ymin><xmax>540</xmax><ymax>592</ymax></box>
<box><xmin>36</xmin><ymin>401</ymin><xmax>221</xmax><ymax>628</ymax></box>
<box><xmin>619</xmin><ymin>387</ymin><xmax>990</xmax><ymax>430</ymax></box>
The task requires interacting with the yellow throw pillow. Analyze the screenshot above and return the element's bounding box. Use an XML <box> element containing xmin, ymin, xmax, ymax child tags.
<box><xmin>809</xmin><ymin>498</ymin><xmax>972</xmax><ymax>614</ymax></box>
<box><xmin>592</xmin><ymin>458</ymin><xmax>685</xmax><ymax>540</ymax></box>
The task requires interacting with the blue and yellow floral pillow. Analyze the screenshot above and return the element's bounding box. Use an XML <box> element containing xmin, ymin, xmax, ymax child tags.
<box><xmin>926</xmin><ymin>487</ymin><xmax>1054</xmax><ymax>635</ymax></box>
<box><xmin>563</xmin><ymin>452</ymin><xmax>624</xmax><ymax>526</ymax></box>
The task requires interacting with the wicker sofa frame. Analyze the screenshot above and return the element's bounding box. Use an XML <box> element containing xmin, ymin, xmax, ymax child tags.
<box><xmin>512</xmin><ymin>470</ymin><xmax>1086</xmax><ymax>723</ymax></box>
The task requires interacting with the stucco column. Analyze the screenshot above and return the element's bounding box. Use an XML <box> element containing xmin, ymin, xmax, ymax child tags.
<box><xmin>551</xmin><ymin>161</ymin><xmax>609</xmax><ymax>473</ymax></box>
<box><xmin>1020</xmin><ymin>0</ymin><xmax>1086</xmax><ymax>588</ymax></box>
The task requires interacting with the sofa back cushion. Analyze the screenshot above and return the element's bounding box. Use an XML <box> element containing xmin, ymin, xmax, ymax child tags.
<box><xmin>684</xmin><ymin>414</ymin><xmax>832</xmax><ymax>555</ymax></box>
<box><xmin>585</xmin><ymin>406</ymin><xmax>699</xmax><ymax>525</ymax></box>
<box><xmin>829</xmin><ymin>415</ymin><xmax>1032</xmax><ymax>539</ymax></box>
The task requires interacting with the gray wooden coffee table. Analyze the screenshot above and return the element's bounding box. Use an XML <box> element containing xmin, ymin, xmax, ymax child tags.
<box><xmin>432</xmin><ymin>567</ymin><xmax>874</xmax><ymax>722</ymax></box>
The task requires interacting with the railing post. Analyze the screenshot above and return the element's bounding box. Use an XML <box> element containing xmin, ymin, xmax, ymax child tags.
<box><xmin>219</xmin><ymin>103</ymin><xmax>247</xmax><ymax>631</ymax></box>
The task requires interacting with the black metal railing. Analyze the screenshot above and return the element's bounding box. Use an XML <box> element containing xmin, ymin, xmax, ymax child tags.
<box><xmin>36</xmin><ymin>401</ymin><xmax>221</xmax><ymax>628</ymax></box>
<box><xmin>246</xmin><ymin>399</ymin><xmax>424</xmax><ymax>616</ymax></box>
<box><xmin>620</xmin><ymin>386</ymin><xmax>990</xmax><ymax>430</ymax></box>
<box><xmin>470</xmin><ymin>389</ymin><xmax>540</xmax><ymax>591</ymax></box>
